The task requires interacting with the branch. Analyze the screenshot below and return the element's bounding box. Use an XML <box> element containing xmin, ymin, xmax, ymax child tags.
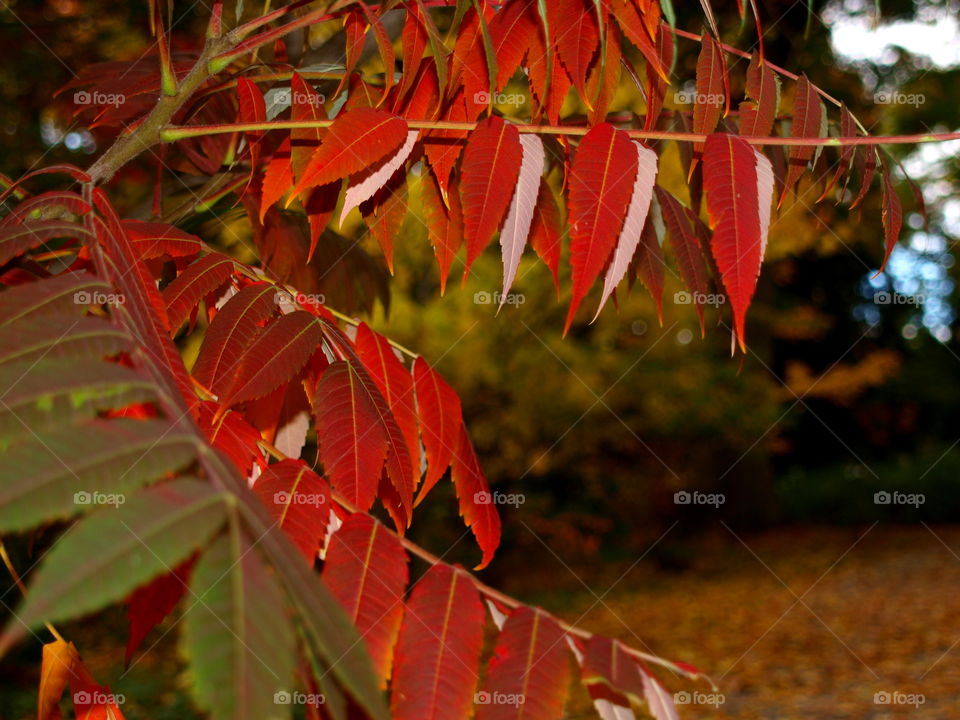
<box><xmin>159</xmin><ymin>119</ymin><xmax>960</xmax><ymax>147</ymax></box>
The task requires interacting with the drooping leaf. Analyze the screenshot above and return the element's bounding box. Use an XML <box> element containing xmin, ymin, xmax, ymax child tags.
<box><xmin>390</xmin><ymin>563</ymin><xmax>485</xmax><ymax>720</ymax></box>
<box><xmin>0</xmin><ymin>479</ymin><xmax>227</xmax><ymax>652</ymax></box>
<box><xmin>181</xmin><ymin>529</ymin><xmax>295</xmax><ymax>720</ymax></box>
<box><xmin>340</xmin><ymin>131</ymin><xmax>419</xmax><ymax>225</ymax></box>
<box><xmin>781</xmin><ymin>74</ymin><xmax>825</xmax><ymax>203</ymax></box>
<box><xmin>162</xmin><ymin>252</ymin><xmax>234</xmax><ymax>332</ymax></box>
<box><xmin>356</xmin><ymin>323</ymin><xmax>420</xmax><ymax>491</ymax></box>
<box><xmin>499</xmin><ymin>134</ymin><xmax>545</xmax><ymax>304</ymax></box>
<box><xmin>38</xmin><ymin>639</ymin><xmax>80</xmax><ymax>720</ymax></box>
<box><xmin>322</xmin><ymin>513</ymin><xmax>409</xmax><ymax>687</ymax></box>
<box><xmin>550</xmin><ymin>0</ymin><xmax>600</xmax><ymax>103</ymax></box>
<box><xmin>529</xmin><ymin>182</ymin><xmax>563</xmax><ymax>292</ymax></box>
<box><xmin>125</xmin><ymin>556</ymin><xmax>196</xmax><ymax>665</ymax></box>
<box><xmin>594</xmin><ymin>142</ymin><xmax>658</xmax><ymax>318</ymax></box>
<box><xmin>252</xmin><ymin>459</ymin><xmax>331</xmax><ymax>563</ymax></box>
<box><xmin>192</xmin><ymin>283</ymin><xmax>277</xmax><ymax>397</ymax></box>
<box><xmin>565</xmin><ymin>123</ymin><xmax>638</xmax><ymax>333</ymax></box>
<box><xmin>217</xmin><ymin>310</ymin><xmax>322</xmax><ymax>410</ymax></box>
<box><xmin>451</xmin><ymin>425</ymin><xmax>501</xmax><ymax>569</ymax></box>
<box><xmin>644</xmin><ymin>22</ymin><xmax>675</xmax><ymax>131</ymax></box>
<box><xmin>702</xmin><ymin>133</ymin><xmax>770</xmax><ymax>350</ymax></box>
<box><xmin>122</xmin><ymin>220</ymin><xmax>204</xmax><ymax>259</ymax></box>
<box><xmin>641</xmin><ymin>669</ymin><xmax>679</xmax><ymax>720</ymax></box>
<box><xmin>460</xmin><ymin>116</ymin><xmax>524</xmax><ymax>277</ymax></box>
<box><xmin>488</xmin><ymin>0</ymin><xmax>540</xmax><ymax>92</ymax></box>
<box><xmin>656</xmin><ymin>188</ymin><xmax>711</xmax><ymax>332</ymax></box>
<box><xmin>0</xmin><ymin>316</ymin><xmax>130</xmax><ymax>366</ymax></box>
<box><xmin>0</xmin><ymin>272</ymin><xmax>110</xmax><ymax>327</ymax></box>
<box><xmin>361</xmin><ymin>167</ymin><xmax>409</xmax><ymax>274</ymax></box>
<box><xmin>634</xmin><ymin>216</ymin><xmax>667</xmax><ymax>321</ymax></box>
<box><xmin>691</xmin><ymin>31</ymin><xmax>727</xmax><ymax>174</ymax></box>
<box><xmin>412</xmin><ymin>356</ymin><xmax>462</xmax><ymax>503</ymax></box>
<box><xmin>421</xmin><ymin>170</ymin><xmax>463</xmax><ymax>294</ymax></box>
<box><xmin>237</xmin><ymin>76</ymin><xmax>267</xmax><ymax>195</ymax></box>
<box><xmin>291</xmin><ymin>109</ymin><xmax>409</xmax><ymax>199</ymax></box>
<box><xmin>739</xmin><ymin>53</ymin><xmax>780</xmax><ymax>137</ymax></box>
<box><xmin>476</xmin><ymin>607</ymin><xmax>571</xmax><ymax>720</ymax></box>
<box><xmin>880</xmin><ymin>166</ymin><xmax>902</xmax><ymax>270</ymax></box>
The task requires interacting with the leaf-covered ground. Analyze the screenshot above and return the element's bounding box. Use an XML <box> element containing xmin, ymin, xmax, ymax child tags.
<box><xmin>514</xmin><ymin>525</ymin><xmax>960</xmax><ymax>720</ymax></box>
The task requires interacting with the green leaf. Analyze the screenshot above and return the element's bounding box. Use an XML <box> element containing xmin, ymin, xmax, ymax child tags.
<box><xmin>182</xmin><ymin>528</ymin><xmax>296</xmax><ymax>720</ymax></box>
<box><xmin>0</xmin><ymin>359</ymin><xmax>157</xmax><ymax>444</ymax></box>
<box><xmin>0</xmin><ymin>316</ymin><xmax>131</xmax><ymax>366</ymax></box>
<box><xmin>0</xmin><ymin>478</ymin><xmax>227</xmax><ymax>652</ymax></box>
<box><xmin>0</xmin><ymin>272</ymin><xmax>109</xmax><ymax>327</ymax></box>
<box><xmin>0</xmin><ymin>419</ymin><xmax>198</xmax><ymax>533</ymax></box>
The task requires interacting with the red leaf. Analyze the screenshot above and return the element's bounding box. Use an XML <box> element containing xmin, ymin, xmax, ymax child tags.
<box><xmin>565</xmin><ymin>123</ymin><xmax>638</xmax><ymax>333</ymax></box>
<box><xmin>290</xmin><ymin>72</ymin><xmax>327</xmax><ymax>180</ymax></box>
<box><xmin>691</xmin><ymin>31</ymin><xmax>728</xmax><ymax>174</ymax></box>
<box><xmin>197</xmin><ymin>401</ymin><xmax>264</xmax><ymax>474</ymax></box>
<box><xmin>413</xmin><ymin>356</ymin><xmax>462</xmax><ymax>503</ymax></box>
<box><xmin>237</xmin><ymin>76</ymin><xmax>266</xmax><ymax>194</ymax></box>
<box><xmin>451</xmin><ymin>425</ymin><xmax>501</xmax><ymax>569</ymax></box>
<box><xmin>356</xmin><ymin>323</ymin><xmax>420</xmax><ymax>492</ymax></box>
<box><xmin>125</xmin><ymin>557</ymin><xmax>196</xmax><ymax>665</ymax></box>
<box><xmin>460</xmin><ymin>116</ymin><xmax>524</xmax><ymax>276</ymax></box>
<box><xmin>162</xmin><ymin>253</ymin><xmax>234</xmax><ymax>333</ymax></box>
<box><xmin>634</xmin><ymin>218</ymin><xmax>666</xmax><ymax>321</ymax></box>
<box><xmin>880</xmin><ymin>167</ymin><xmax>902</xmax><ymax>270</ymax></box>
<box><xmin>449</xmin><ymin>5</ymin><xmax>492</xmax><ymax>110</ymax></box>
<box><xmin>656</xmin><ymin>188</ymin><xmax>711</xmax><ymax>333</ymax></box>
<box><xmin>550</xmin><ymin>0</ymin><xmax>600</xmax><ymax>103</ymax></box>
<box><xmin>739</xmin><ymin>53</ymin><xmax>780</xmax><ymax>137</ymax></box>
<box><xmin>121</xmin><ymin>220</ymin><xmax>203</xmax><ymax>259</ymax></box>
<box><xmin>314</xmin><ymin>359</ymin><xmax>413</xmax><ymax>524</ymax></box>
<box><xmin>702</xmin><ymin>133</ymin><xmax>770</xmax><ymax>350</ymax></box>
<box><xmin>253</xmin><ymin>459</ymin><xmax>331</xmax><ymax>563</ymax></box>
<box><xmin>527</xmin><ymin>21</ymin><xmax>572</xmax><ymax>126</ymax></box>
<box><xmin>529</xmin><ymin>183</ymin><xmax>563</xmax><ymax>293</ymax></box>
<box><xmin>193</xmin><ymin>283</ymin><xmax>277</xmax><ymax>397</ymax></box>
<box><xmin>421</xmin><ymin>170</ymin><xmax>464</xmax><ymax>294</ymax></box>
<box><xmin>781</xmin><ymin>74</ymin><xmax>825</xmax><ymax>203</ymax></box>
<box><xmin>580</xmin><ymin>635</ymin><xmax>646</xmax><ymax>705</ymax></box>
<box><xmin>260</xmin><ymin>136</ymin><xmax>293</xmax><ymax>220</ymax></box>
<box><xmin>423</xmin><ymin>93</ymin><xmax>472</xmax><ymax>202</ymax></box>
<box><xmin>476</xmin><ymin>607</ymin><xmax>571</xmax><ymax>720</ymax></box>
<box><xmin>218</xmin><ymin>310</ymin><xmax>322</xmax><ymax>410</ymax></box>
<box><xmin>397</xmin><ymin>2</ymin><xmax>428</xmax><ymax>105</ymax></box>
<box><xmin>643</xmin><ymin>23</ymin><xmax>674</xmax><ymax>131</ymax></box>
<box><xmin>361</xmin><ymin>168</ymin><xmax>409</xmax><ymax>274</ymax></box>
<box><xmin>489</xmin><ymin>0</ymin><xmax>539</xmax><ymax>92</ymax></box>
<box><xmin>291</xmin><ymin>108</ymin><xmax>408</xmax><ymax>199</ymax></box>
<box><xmin>391</xmin><ymin>563</ymin><xmax>485</xmax><ymax>720</ymax></box>
<box><xmin>322</xmin><ymin>513</ymin><xmax>409</xmax><ymax>687</ymax></box>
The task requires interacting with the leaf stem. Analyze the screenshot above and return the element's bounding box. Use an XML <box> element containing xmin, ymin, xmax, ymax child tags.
<box><xmin>0</xmin><ymin>542</ymin><xmax>65</xmax><ymax>643</ymax></box>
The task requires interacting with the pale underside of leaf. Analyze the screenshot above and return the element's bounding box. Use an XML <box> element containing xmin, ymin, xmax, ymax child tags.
<box><xmin>498</xmin><ymin>133</ymin><xmax>545</xmax><ymax>308</ymax></box>
<box><xmin>340</xmin><ymin>131</ymin><xmax>419</xmax><ymax>226</ymax></box>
